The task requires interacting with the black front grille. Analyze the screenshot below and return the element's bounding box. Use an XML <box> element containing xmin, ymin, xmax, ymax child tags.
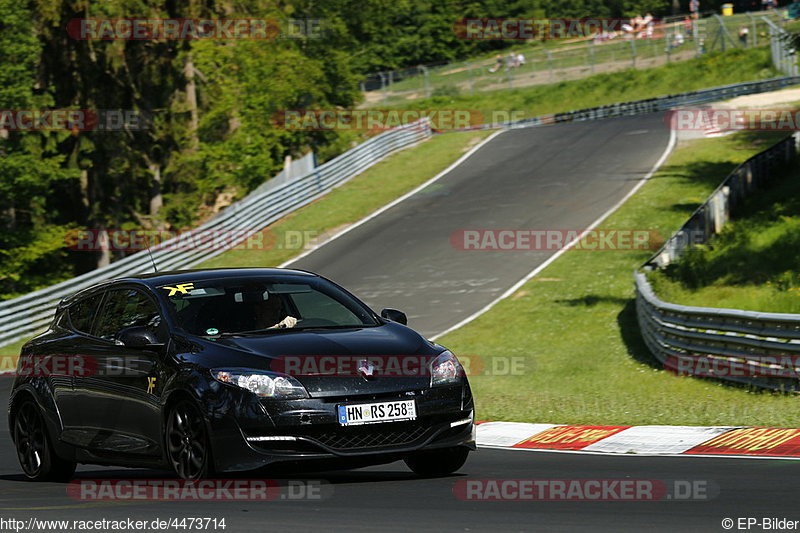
<box><xmin>311</xmin><ymin>423</ymin><xmax>429</xmax><ymax>450</ymax></box>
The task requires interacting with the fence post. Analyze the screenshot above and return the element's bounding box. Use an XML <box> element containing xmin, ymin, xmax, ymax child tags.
<box><xmin>747</xmin><ymin>12</ymin><xmax>757</xmax><ymax>47</ymax></box>
<box><xmin>420</xmin><ymin>66</ymin><xmax>431</xmax><ymax>98</ymax></box>
<box><xmin>630</xmin><ymin>39</ymin><xmax>637</xmax><ymax>68</ymax></box>
<box><xmin>465</xmin><ymin>61</ymin><xmax>474</xmax><ymax>95</ymax></box>
<box><xmin>589</xmin><ymin>40</ymin><xmax>595</xmax><ymax>74</ymax></box>
<box><xmin>547</xmin><ymin>50</ymin><xmax>553</xmax><ymax>83</ymax></box>
<box><xmin>379</xmin><ymin>72</ymin><xmax>387</xmax><ymax>104</ymax></box>
<box><xmin>694</xmin><ymin>19</ymin><xmax>702</xmax><ymax>56</ymax></box>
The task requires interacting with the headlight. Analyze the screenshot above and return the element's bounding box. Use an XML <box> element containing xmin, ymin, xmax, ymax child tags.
<box><xmin>430</xmin><ymin>351</ymin><xmax>463</xmax><ymax>387</ymax></box>
<box><xmin>212</xmin><ymin>369</ymin><xmax>308</xmax><ymax>399</ymax></box>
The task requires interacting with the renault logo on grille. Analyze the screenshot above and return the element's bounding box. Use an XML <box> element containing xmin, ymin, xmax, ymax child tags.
<box><xmin>357</xmin><ymin>359</ymin><xmax>376</xmax><ymax>379</ymax></box>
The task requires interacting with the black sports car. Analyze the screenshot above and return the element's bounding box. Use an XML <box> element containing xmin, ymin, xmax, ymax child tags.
<box><xmin>8</xmin><ymin>268</ymin><xmax>475</xmax><ymax>480</ymax></box>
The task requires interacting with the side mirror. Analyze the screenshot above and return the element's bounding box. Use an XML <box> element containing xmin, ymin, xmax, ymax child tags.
<box><xmin>380</xmin><ymin>308</ymin><xmax>407</xmax><ymax>325</ymax></box>
<box><xmin>117</xmin><ymin>326</ymin><xmax>164</xmax><ymax>349</ymax></box>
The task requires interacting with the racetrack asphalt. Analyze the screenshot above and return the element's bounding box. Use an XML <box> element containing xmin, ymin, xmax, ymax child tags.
<box><xmin>5</xmin><ymin>115</ymin><xmax>793</xmax><ymax>532</ymax></box>
<box><xmin>0</xmin><ymin>427</ymin><xmax>797</xmax><ymax>533</ymax></box>
<box><xmin>289</xmin><ymin>114</ymin><xmax>672</xmax><ymax>337</ymax></box>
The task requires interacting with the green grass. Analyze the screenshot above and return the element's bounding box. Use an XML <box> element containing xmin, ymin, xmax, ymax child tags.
<box><xmin>437</xmin><ymin>130</ymin><xmax>800</xmax><ymax>427</ymax></box>
<box><xmin>199</xmin><ymin>130</ymin><xmax>492</xmax><ymax>269</ymax></box>
<box><xmin>648</xmin><ymin>142</ymin><xmax>800</xmax><ymax>313</ymax></box>
<box><xmin>1</xmin><ymin>337</ymin><xmax>28</xmax><ymax>371</ymax></box>
<box><xmin>0</xmin><ymin>130</ymin><xmax>493</xmax><ymax>367</ymax></box>
<box><xmin>372</xmin><ymin>12</ymin><xmax>781</xmax><ymax>103</ymax></box>
<box><xmin>386</xmin><ymin>47</ymin><xmax>780</xmax><ymax>125</ymax></box>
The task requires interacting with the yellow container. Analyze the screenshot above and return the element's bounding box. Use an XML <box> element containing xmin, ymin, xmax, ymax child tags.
<box><xmin>721</xmin><ymin>3</ymin><xmax>734</xmax><ymax>15</ymax></box>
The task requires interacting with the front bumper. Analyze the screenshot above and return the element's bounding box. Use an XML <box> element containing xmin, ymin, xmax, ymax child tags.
<box><xmin>206</xmin><ymin>382</ymin><xmax>475</xmax><ymax>473</ymax></box>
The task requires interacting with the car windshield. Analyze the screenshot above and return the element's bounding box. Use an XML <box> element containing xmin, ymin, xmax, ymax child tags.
<box><xmin>159</xmin><ymin>276</ymin><xmax>379</xmax><ymax>336</ymax></box>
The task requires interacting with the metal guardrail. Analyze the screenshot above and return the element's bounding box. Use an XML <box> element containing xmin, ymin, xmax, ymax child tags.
<box><xmin>646</xmin><ymin>133</ymin><xmax>800</xmax><ymax>269</ymax></box>
<box><xmin>635</xmin><ymin>133</ymin><xmax>800</xmax><ymax>391</ymax></box>
<box><xmin>4</xmin><ymin>72</ymin><xmax>800</xmax><ymax>351</ymax></box>
<box><xmin>0</xmin><ymin>120</ymin><xmax>432</xmax><ymax>348</ymax></box>
<box><xmin>443</xmin><ymin>75</ymin><xmax>800</xmax><ymax>132</ymax></box>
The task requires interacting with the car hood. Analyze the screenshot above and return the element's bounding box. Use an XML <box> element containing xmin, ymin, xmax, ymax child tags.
<box><xmin>189</xmin><ymin>322</ymin><xmax>442</xmax><ymax>397</ymax></box>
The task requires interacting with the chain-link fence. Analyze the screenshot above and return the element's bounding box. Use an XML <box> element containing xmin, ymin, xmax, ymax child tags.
<box><xmin>361</xmin><ymin>12</ymin><xmax>784</xmax><ymax>107</ymax></box>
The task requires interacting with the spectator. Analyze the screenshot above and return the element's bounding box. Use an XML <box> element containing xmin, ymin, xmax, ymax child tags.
<box><xmin>621</xmin><ymin>20</ymin><xmax>634</xmax><ymax>38</ymax></box>
<box><xmin>516</xmin><ymin>52</ymin><xmax>526</xmax><ymax>66</ymax></box>
<box><xmin>643</xmin><ymin>13</ymin><xmax>654</xmax><ymax>38</ymax></box>
<box><xmin>690</xmin><ymin>0</ymin><xmax>700</xmax><ymax>19</ymax></box>
<box><xmin>739</xmin><ymin>26</ymin><xmax>749</xmax><ymax>46</ymax></box>
<box><xmin>489</xmin><ymin>54</ymin><xmax>503</xmax><ymax>73</ymax></box>
<box><xmin>507</xmin><ymin>52</ymin><xmax>519</xmax><ymax>69</ymax></box>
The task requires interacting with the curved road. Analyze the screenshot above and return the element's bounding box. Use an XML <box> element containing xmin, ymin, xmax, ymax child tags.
<box><xmin>4</xmin><ymin>115</ymin><xmax>795</xmax><ymax>532</ymax></box>
<box><xmin>290</xmin><ymin>114</ymin><xmax>671</xmax><ymax>336</ymax></box>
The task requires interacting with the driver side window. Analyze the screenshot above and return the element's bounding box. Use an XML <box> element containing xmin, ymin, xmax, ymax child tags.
<box><xmin>95</xmin><ymin>288</ymin><xmax>164</xmax><ymax>342</ymax></box>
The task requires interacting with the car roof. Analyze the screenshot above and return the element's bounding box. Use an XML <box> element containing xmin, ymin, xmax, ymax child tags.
<box><xmin>116</xmin><ymin>267</ymin><xmax>317</xmax><ymax>287</ymax></box>
<box><xmin>60</xmin><ymin>268</ymin><xmax>318</xmax><ymax>307</ymax></box>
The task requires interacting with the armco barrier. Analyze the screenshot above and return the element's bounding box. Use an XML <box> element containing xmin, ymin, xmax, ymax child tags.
<box><xmin>3</xmin><ymin>75</ymin><xmax>800</xmax><ymax>350</ymax></box>
<box><xmin>635</xmin><ymin>133</ymin><xmax>800</xmax><ymax>391</ymax></box>
<box><xmin>443</xmin><ymin>76</ymin><xmax>800</xmax><ymax>132</ymax></box>
<box><xmin>0</xmin><ymin>120</ymin><xmax>431</xmax><ymax>348</ymax></box>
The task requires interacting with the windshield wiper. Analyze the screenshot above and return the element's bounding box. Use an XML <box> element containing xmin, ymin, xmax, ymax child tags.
<box><xmin>214</xmin><ymin>328</ymin><xmax>289</xmax><ymax>337</ymax></box>
<box><xmin>293</xmin><ymin>325</ymin><xmax>368</xmax><ymax>330</ymax></box>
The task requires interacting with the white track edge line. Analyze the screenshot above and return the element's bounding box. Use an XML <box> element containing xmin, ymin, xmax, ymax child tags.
<box><xmin>280</xmin><ymin>129</ymin><xmax>507</xmax><ymax>268</ymax></box>
<box><xmin>476</xmin><ymin>444</ymin><xmax>800</xmax><ymax>460</ymax></box>
<box><xmin>431</xmin><ymin>127</ymin><xmax>678</xmax><ymax>340</ymax></box>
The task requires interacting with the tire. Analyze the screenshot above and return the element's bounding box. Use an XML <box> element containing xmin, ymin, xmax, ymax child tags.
<box><xmin>405</xmin><ymin>446</ymin><xmax>470</xmax><ymax>477</ymax></box>
<box><xmin>13</xmin><ymin>400</ymin><xmax>76</xmax><ymax>482</ymax></box>
<box><xmin>166</xmin><ymin>400</ymin><xmax>213</xmax><ymax>480</ymax></box>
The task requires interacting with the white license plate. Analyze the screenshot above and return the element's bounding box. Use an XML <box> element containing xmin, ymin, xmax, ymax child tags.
<box><xmin>337</xmin><ymin>400</ymin><xmax>416</xmax><ymax>426</ymax></box>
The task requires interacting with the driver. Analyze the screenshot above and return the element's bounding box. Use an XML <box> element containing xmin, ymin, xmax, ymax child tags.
<box><xmin>254</xmin><ymin>293</ymin><xmax>297</xmax><ymax>329</ymax></box>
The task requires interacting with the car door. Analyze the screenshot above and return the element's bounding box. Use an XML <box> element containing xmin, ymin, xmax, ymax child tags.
<box><xmin>30</xmin><ymin>291</ymin><xmax>105</xmax><ymax>441</ymax></box>
<box><xmin>73</xmin><ymin>286</ymin><xmax>168</xmax><ymax>455</ymax></box>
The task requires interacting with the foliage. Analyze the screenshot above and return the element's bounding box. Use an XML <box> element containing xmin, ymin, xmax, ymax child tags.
<box><xmin>0</xmin><ymin>0</ymin><xmax>748</xmax><ymax>298</ymax></box>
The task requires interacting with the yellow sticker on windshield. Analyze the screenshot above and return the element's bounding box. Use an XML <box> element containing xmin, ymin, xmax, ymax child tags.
<box><xmin>161</xmin><ymin>283</ymin><xmax>195</xmax><ymax>296</ymax></box>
